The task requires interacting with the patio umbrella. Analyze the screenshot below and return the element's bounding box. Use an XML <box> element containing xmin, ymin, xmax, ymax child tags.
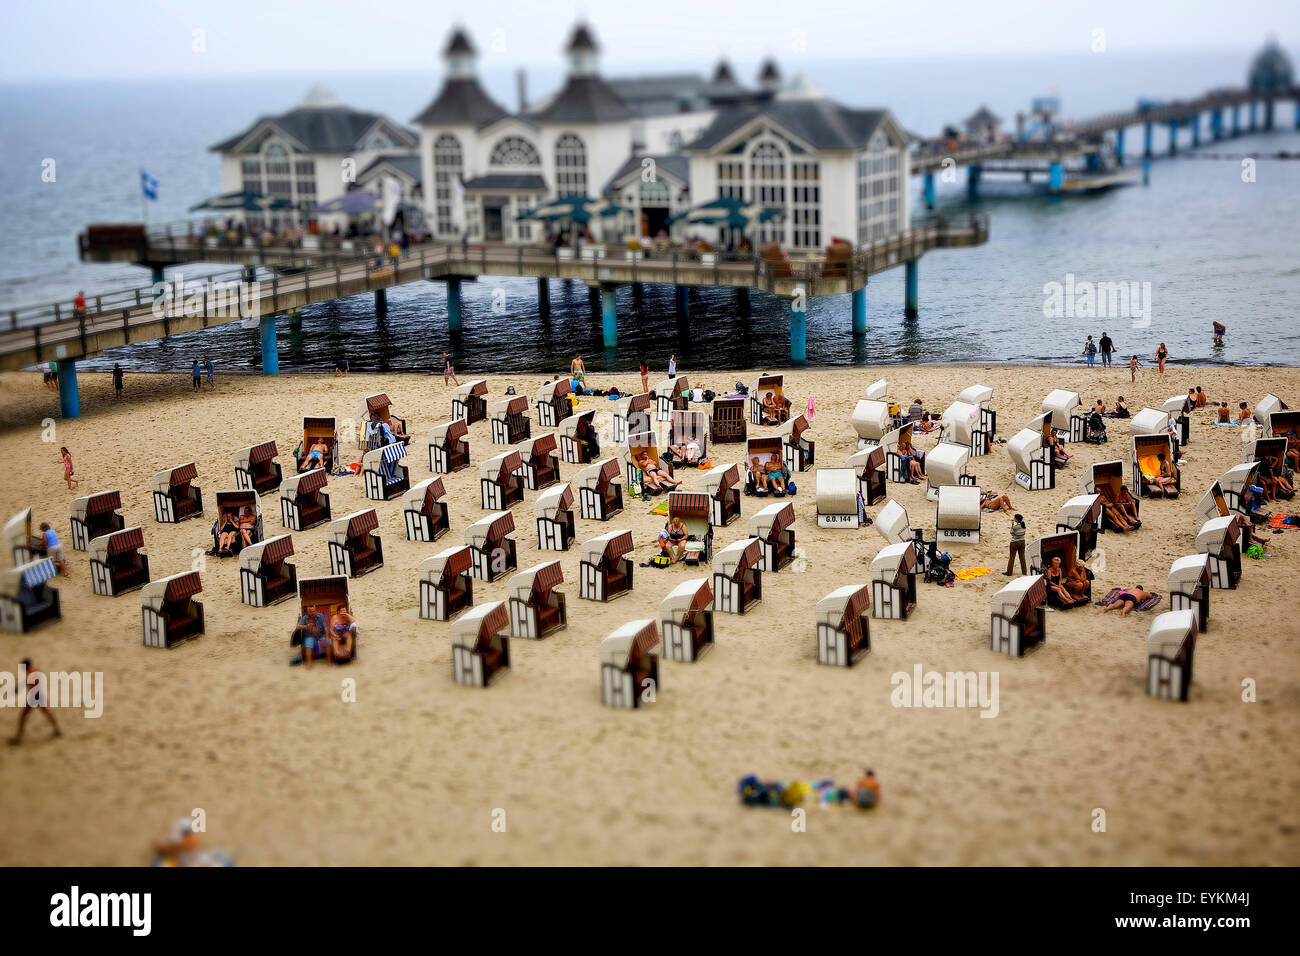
<box><xmin>528</xmin><ymin>195</ymin><xmax>625</xmax><ymax>224</ymax></box>
<box><xmin>668</xmin><ymin>196</ymin><xmax>783</xmax><ymax>228</ymax></box>
<box><xmin>313</xmin><ymin>191</ymin><xmax>382</xmax><ymax>216</ymax></box>
<box><xmin>189</xmin><ymin>190</ymin><xmax>295</xmax><ymax>213</ymax></box>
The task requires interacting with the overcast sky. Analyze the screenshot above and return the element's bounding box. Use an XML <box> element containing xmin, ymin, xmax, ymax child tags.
<box><xmin>1</xmin><ymin>0</ymin><xmax>1296</xmax><ymax>81</ymax></box>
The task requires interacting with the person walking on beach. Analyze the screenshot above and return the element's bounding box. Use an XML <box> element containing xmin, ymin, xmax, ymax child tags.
<box><xmin>9</xmin><ymin>659</ymin><xmax>62</xmax><ymax>745</ymax></box>
<box><xmin>443</xmin><ymin>351</ymin><xmax>459</xmax><ymax>387</ymax></box>
<box><xmin>667</xmin><ymin>354</ymin><xmax>677</xmax><ymax>379</ymax></box>
<box><xmin>1005</xmin><ymin>513</ymin><xmax>1027</xmax><ymax>576</ymax></box>
<box><xmin>1128</xmin><ymin>354</ymin><xmax>1142</xmax><ymax>383</ymax></box>
<box><xmin>639</xmin><ymin>360</ymin><xmax>649</xmax><ymax>393</ymax></box>
<box><xmin>41</xmin><ymin>362</ymin><xmax>55</xmax><ymax>391</ymax></box>
<box><xmin>191</xmin><ymin>359</ymin><xmax>201</xmax><ymax>392</ymax></box>
<box><xmin>205</xmin><ymin>355</ymin><xmax>216</xmax><ymax>389</ymax></box>
<box><xmin>112</xmin><ymin>363</ymin><xmax>124</xmax><ymax>400</ymax></box>
<box><xmin>58</xmin><ymin>447</ymin><xmax>78</xmax><ymax>492</ymax></box>
<box><xmin>1083</xmin><ymin>335</ymin><xmax>1097</xmax><ymax>367</ymax></box>
<box><xmin>1098</xmin><ymin>332</ymin><xmax>1114</xmax><ymax>368</ymax></box>
<box><xmin>1154</xmin><ymin>343</ymin><xmax>1168</xmax><ymax>375</ymax></box>
<box><xmin>570</xmin><ymin>354</ymin><xmax>586</xmax><ymax>385</ymax></box>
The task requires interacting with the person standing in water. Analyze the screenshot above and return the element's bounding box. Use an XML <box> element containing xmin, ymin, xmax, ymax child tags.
<box><xmin>1154</xmin><ymin>343</ymin><xmax>1168</xmax><ymax>375</ymax></box>
<box><xmin>1098</xmin><ymin>332</ymin><xmax>1114</xmax><ymax>368</ymax></box>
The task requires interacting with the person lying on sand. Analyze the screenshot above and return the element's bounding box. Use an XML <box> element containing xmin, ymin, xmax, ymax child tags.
<box><xmin>981</xmin><ymin>490</ymin><xmax>1014</xmax><ymax>513</ymax></box>
<box><xmin>1098</xmin><ymin>585</ymin><xmax>1156</xmax><ymax>617</ymax></box>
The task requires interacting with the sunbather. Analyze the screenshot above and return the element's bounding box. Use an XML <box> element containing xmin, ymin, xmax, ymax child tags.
<box><xmin>1098</xmin><ymin>585</ymin><xmax>1156</xmax><ymax>617</ymax></box>
<box><xmin>237</xmin><ymin>507</ymin><xmax>257</xmax><ymax>548</ymax></box>
<box><xmin>1066</xmin><ymin>562</ymin><xmax>1091</xmax><ymax>601</ymax></box>
<box><xmin>329</xmin><ymin>609</ymin><xmax>356</xmax><ymax>663</ymax></box>
<box><xmin>897</xmin><ymin>435</ymin><xmax>925</xmax><ymax>483</ymax></box>
<box><xmin>299</xmin><ymin>439</ymin><xmax>329</xmax><ymax>472</ymax></box>
<box><xmin>981</xmin><ymin>490</ymin><xmax>1014</xmax><ymax>512</ymax></box>
<box><xmin>215</xmin><ymin>513</ymin><xmax>239</xmax><ymax>555</ymax></box>
<box><xmin>1149</xmin><ymin>452</ymin><xmax>1177</xmax><ymax>497</ymax></box>
<box><xmin>668</xmin><ymin>439</ymin><xmax>701</xmax><ymax>465</ymax></box>
<box><xmin>661</xmin><ymin>515</ymin><xmax>689</xmax><ymax>564</ymax></box>
<box><xmin>1258</xmin><ymin>456</ymin><xmax>1294</xmax><ymax>500</ymax></box>
<box><xmin>763</xmin><ymin>458</ymin><xmax>788</xmax><ymax>495</ymax></box>
<box><xmin>637</xmin><ymin>453</ymin><xmax>680</xmax><ymax>492</ymax></box>
<box><xmin>1045</xmin><ymin>556</ymin><xmax>1083</xmax><ymax>607</ymax></box>
<box><xmin>1049</xmin><ymin>433</ymin><xmax>1071</xmax><ymax>467</ymax></box>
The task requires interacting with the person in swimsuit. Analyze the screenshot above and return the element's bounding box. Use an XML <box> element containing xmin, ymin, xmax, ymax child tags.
<box><xmin>897</xmin><ymin>434</ymin><xmax>925</xmax><ymax>483</ymax></box>
<box><xmin>1099</xmin><ymin>585</ymin><xmax>1155</xmax><ymax>617</ymax></box>
<box><xmin>662</xmin><ymin>515</ymin><xmax>689</xmax><ymax>564</ymax></box>
<box><xmin>1213</xmin><ymin>321</ymin><xmax>1225</xmax><ymax>344</ymax></box>
<box><xmin>329</xmin><ymin>609</ymin><xmax>356</xmax><ymax>663</ymax></box>
<box><xmin>1238</xmin><ymin>402</ymin><xmax>1252</xmax><ymax>425</ymax></box>
<box><xmin>639</xmin><ymin>360</ymin><xmax>649</xmax><ymax>394</ymax></box>
<box><xmin>1045</xmin><ymin>556</ymin><xmax>1082</xmax><ymax>607</ymax></box>
<box><xmin>1149</xmin><ymin>453</ymin><xmax>1177</xmax><ymax>497</ymax></box>
<box><xmin>1154</xmin><ymin>343</ymin><xmax>1168</xmax><ymax>375</ymax></box>
<box><xmin>1114</xmin><ymin>397</ymin><xmax>1129</xmax><ymax>418</ymax></box>
<box><xmin>982</xmin><ymin>490</ymin><xmax>1014</xmax><ymax>513</ymax></box>
<box><xmin>1066</xmin><ymin>562</ymin><xmax>1091</xmax><ymax>601</ymax></box>
<box><xmin>299</xmin><ymin>439</ymin><xmax>329</xmax><ymax>473</ymax></box>
<box><xmin>215</xmin><ymin>513</ymin><xmax>239</xmax><ymax>555</ymax></box>
<box><xmin>237</xmin><ymin>507</ymin><xmax>257</xmax><ymax>548</ymax></box>
<box><xmin>58</xmin><ymin>447</ymin><xmax>78</xmax><ymax>491</ymax></box>
<box><xmin>636</xmin><ymin>453</ymin><xmax>680</xmax><ymax>492</ymax></box>
<box><xmin>1095</xmin><ymin>485</ymin><xmax>1137</xmax><ymax>532</ymax></box>
<box><xmin>763</xmin><ymin>458</ymin><xmax>788</xmax><ymax>495</ymax></box>
<box><xmin>9</xmin><ymin>659</ymin><xmax>62</xmax><ymax>745</ymax></box>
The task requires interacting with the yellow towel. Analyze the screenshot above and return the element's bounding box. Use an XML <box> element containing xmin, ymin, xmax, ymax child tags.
<box><xmin>954</xmin><ymin>567</ymin><xmax>991</xmax><ymax>580</ymax></box>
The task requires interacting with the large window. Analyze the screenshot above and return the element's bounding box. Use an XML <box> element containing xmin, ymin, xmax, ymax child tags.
<box><xmin>857</xmin><ymin>131</ymin><xmax>900</xmax><ymax>245</ymax></box>
<box><xmin>790</xmin><ymin>161</ymin><xmax>820</xmax><ymax>249</ymax></box>
<box><xmin>717</xmin><ymin>160</ymin><xmax>744</xmax><ymax>199</ymax></box>
<box><xmin>264</xmin><ymin>143</ymin><xmax>292</xmax><ymax>198</ymax></box>
<box><xmin>554</xmin><ymin>133</ymin><xmax>587</xmax><ymax>197</ymax></box>
<box><xmin>750</xmin><ymin>142</ymin><xmax>787</xmax><ymax>246</ymax></box>
<box><xmin>489</xmin><ymin>136</ymin><xmax>542</xmax><ymax>167</ymax></box>
<box><xmin>433</xmin><ymin>133</ymin><xmax>463</xmax><ymax>236</ymax></box>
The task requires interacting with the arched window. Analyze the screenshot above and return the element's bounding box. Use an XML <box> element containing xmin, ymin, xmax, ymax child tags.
<box><xmin>263</xmin><ymin>142</ymin><xmax>292</xmax><ymax>199</ymax></box>
<box><xmin>858</xmin><ymin>130</ymin><xmax>899</xmax><ymax>245</ymax></box>
<box><xmin>489</xmin><ymin>136</ymin><xmax>542</xmax><ymax>167</ymax></box>
<box><xmin>554</xmin><ymin>133</ymin><xmax>587</xmax><ymax>196</ymax></box>
<box><xmin>433</xmin><ymin>133</ymin><xmax>463</xmax><ymax>236</ymax></box>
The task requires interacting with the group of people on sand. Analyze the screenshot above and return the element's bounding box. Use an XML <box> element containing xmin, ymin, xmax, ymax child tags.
<box><xmin>1082</xmin><ymin>333</ymin><xmax>1185</xmax><ymax>377</ymax></box>
<box><xmin>291</xmin><ymin>605</ymin><xmax>356</xmax><ymax>667</ymax></box>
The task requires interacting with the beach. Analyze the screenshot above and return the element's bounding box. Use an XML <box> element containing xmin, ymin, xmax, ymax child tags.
<box><xmin>0</xmin><ymin>362</ymin><xmax>1297</xmax><ymax>867</ymax></box>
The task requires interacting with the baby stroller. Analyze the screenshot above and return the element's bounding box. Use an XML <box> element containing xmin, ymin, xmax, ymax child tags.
<box><xmin>923</xmin><ymin>541</ymin><xmax>954</xmax><ymax>586</ymax></box>
<box><xmin>1084</xmin><ymin>411</ymin><xmax>1108</xmax><ymax>445</ymax></box>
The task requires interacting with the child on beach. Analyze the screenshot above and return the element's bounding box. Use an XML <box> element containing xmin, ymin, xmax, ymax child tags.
<box><xmin>58</xmin><ymin>447</ymin><xmax>78</xmax><ymax>491</ymax></box>
<box><xmin>112</xmin><ymin>363</ymin><xmax>124</xmax><ymax>400</ymax></box>
<box><xmin>1128</xmin><ymin>355</ymin><xmax>1142</xmax><ymax>382</ymax></box>
<box><xmin>39</xmin><ymin>523</ymin><xmax>67</xmax><ymax>576</ymax></box>
<box><xmin>205</xmin><ymin>355</ymin><xmax>216</xmax><ymax>389</ymax></box>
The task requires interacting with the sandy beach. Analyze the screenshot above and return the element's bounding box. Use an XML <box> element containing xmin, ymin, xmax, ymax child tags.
<box><xmin>0</xmin><ymin>362</ymin><xmax>1297</xmax><ymax>867</ymax></box>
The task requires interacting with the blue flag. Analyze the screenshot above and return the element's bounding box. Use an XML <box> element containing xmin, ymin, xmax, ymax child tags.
<box><xmin>141</xmin><ymin>170</ymin><xmax>158</xmax><ymax>200</ymax></box>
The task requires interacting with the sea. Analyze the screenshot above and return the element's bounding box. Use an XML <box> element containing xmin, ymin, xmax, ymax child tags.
<box><xmin>1</xmin><ymin>48</ymin><xmax>1297</xmax><ymax>375</ymax></box>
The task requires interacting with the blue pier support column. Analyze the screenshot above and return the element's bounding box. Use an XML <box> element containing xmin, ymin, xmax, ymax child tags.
<box><xmin>1233</xmin><ymin>104</ymin><xmax>1241</xmax><ymax>136</ymax></box>
<box><xmin>1295</xmin><ymin>101</ymin><xmax>1300</xmax><ymax>130</ymax></box>
<box><xmin>1048</xmin><ymin>161</ymin><xmax>1063</xmax><ymax>193</ymax></box>
<box><xmin>675</xmin><ymin>284</ymin><xmax>689</xmax><ymax>317</ymax></box>
<box><xmin>447</xmin><ymin>277</ymin><xmax>462</xmax><ymax>332</ymax></box>
<box><xmin>736</xmin><ymin>286</ymin><xmax>750</xmax><ymax>316</ymax></box>
<box><xmin>1168</xmin><ymin>121</ymin><xmax>1179</xmax><ymax>155</ymax></box>
<box><xmin>1115</xmin><ymin>127</ymin><xmax>1125</xmax><ymax>164</ymax></box>
<box><xmin>600</xmin><ymin>285</ymin><xmax>618</xmax><ymax>348</ymax></box>
<box><xmin>966</xmin><ymin>164</ymin><xmax>981</xmax><ymax>201</ymax></box>
<box><xmin>1142</xmin><ymin>156</ymin><xmax>1152</xmax><ymax>186</ymax></box>
<box><xmin>789</xmin><ymin>297</ymin><xmax>807</xmax><ymax>363</ymax></box>
<box><xmin>374</xmin><ymin>288</ymin><xmax>387</xmax><ymax>316</ymax></box>
<box><xmin>260</xmin><ymin>315</ymin><xmax>278</xmax><ymax>375</ymax></box>
<box><xmin>537</xmin><ymin>278</ymin><xmax>550</xmax><ymax>319</ymax></box>
<box><xmin>1191</xmin><ymin>114</ymin><xmax>1200</xmax><ymax>147</ymax></box>
<box><xmin>851</xmin><ymin>286</ymin><xmax>866</xmax><ymax>336</ymax></box>
<box><xmin>923</xmin><ymin>172</ymin><xmax>936</xmax><ymax>210</ymax></box>
<box><xmin>905</xmin><ymin>261</ymin><xmax>919</xmax><ymax>318</ymax></box>
<box><xmin>1211</xmin><ymin>109</ymin><xmax>1223</xmax><ymax>140</ymax></box>
<box><xmin>1264</xmin><ymin>99</ymin><xmax>1274</xmax><ymax>131</ymax></box>
<box><xmin>1249</xmin><ymin>102</ymin><xmax>1257</xmax><ymax>131</ymax></box>
<box><xmin>1143</xmin><ymin>122</ymin><xmax>1154</xmax><ymax>158</ymax></box>
<box><xmin>58</xmin><ymin>359</ymin><xmax>80</xmax><ymax>419</ymax></box>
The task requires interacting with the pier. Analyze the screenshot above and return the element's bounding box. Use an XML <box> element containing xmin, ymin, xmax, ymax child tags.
<box><xmin>913</xmin><ymin>86</ymin><xmax>1297</xmax><ymax>203</ymax></box>
<box><xmin>10</xmin><ymin>215</ymin><xmax>988</xmax><ymax>416</ymax></box>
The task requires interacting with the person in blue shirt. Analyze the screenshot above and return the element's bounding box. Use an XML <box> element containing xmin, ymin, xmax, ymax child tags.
<box><xmin>191</xmin><ymin>360</ymin><xmax>201</xmax><ymax>391</ymax></box>
<box><xmin>291</xmin><ymin>607</ymin><xmax>329</xmax><ymax>667</ymax></box>
<box><xmin>39</xmin><ymin>523</ymin><xmax>67</xmax><ymax>576</ymax></box>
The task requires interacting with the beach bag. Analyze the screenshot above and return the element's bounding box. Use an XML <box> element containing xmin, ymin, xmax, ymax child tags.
<box><xmin>703</xmin><ymin>389</ymin><xmax>716</xmax><ymax>402</ymax></box>
<box><xmin>786</xmin><ymin>480</ymin><xmax>797</xmax><ymax>495</ymax></box>
<box><xmin>1246</xmin><ymin>544</ymin><xmax>1265</xmax><ymax>560</ymax></box>
<box><xmin>650</xmin><ymin>551</ymin><xmax>672</xmax><ymax>568</ymax></box>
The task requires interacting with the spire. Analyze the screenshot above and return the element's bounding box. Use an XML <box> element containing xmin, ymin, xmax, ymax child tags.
<box><xmin>565</xmin><ymin>23</ymin><xmax>600</xmax><ymax>76</ymax></box>
<box><xmin>299</xmin><ymin>84</ymin><xmax>342</xmax><ymax>108</ymax></box>
<box><xmin>758</xmin><ymin>58</ymin><xmax>782</xmax><ymax>92</ymax></box>
<box><xmin>444</xmin><ymin>27</ymin><xmax>477</xmax><ymax>79</ymax></box>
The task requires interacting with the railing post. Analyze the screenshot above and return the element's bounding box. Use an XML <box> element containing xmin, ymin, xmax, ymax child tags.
<box><xmin>672</xmin><ymin>251</ymin><xmax>678</xmax><ymax>285</ymax></box>
<box><xmin>9</xmin><ymin>311</ymin><xmax>16</xmax><ymax>331</ymax></box>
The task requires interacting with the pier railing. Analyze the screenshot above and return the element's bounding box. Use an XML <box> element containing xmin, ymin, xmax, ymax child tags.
<box><xmin>8</xmin><ymin>214</ymin><xmax>986</xmax><ymax>371</ymax></box>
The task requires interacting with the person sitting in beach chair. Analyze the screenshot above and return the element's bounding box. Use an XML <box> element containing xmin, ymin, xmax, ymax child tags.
<box><xmin>763</xmin><ymin>458</ymin><xmax>788</xmax><ymax>495</ymax></box>
<box><xmin>299</xmin><ymin>438</ymin><xmax>330</xmax><ymax>473</ymax></box>
<box><xmin>1097</xmin><ymin>490</ymin><xmax>1138</xmax><ymax>533</ymax></box>
<box><xmin>762</xmin><ymin>391</ymin><xmax>789</xmax><ymax>425</ymax></box>
<box><xmin>1044</xmin><ymin>556</ymin><xmax>1084</xmax><ymax>608</ymax></box>
<box><xmin>897</xmin><ymin>434</ymin><xmax>925</xmax><ymax>484</ymax></box>
<box><xmin>637</xmin><ymin>453</ymin><xmax>681</xmax><ymax>493</ymax></box>
<box><xmin>659</xmin><ymin>515</ymin><xmax>690</xmax><ymax>565</ymax></box>
<box><xmin>1066</xmin><ymin>561</ymin><xmax>1091</xmax><ymax>603</ymax></box>
<box><xmin>1098</xmin><ymin>585</ymin><xmax>1156</xmax><ymax>617</ymax></box>
<box><xmin>1149</xmin><ymin>452</ymin><xmax>1178</xmax><ymax>498</ymax></box>
<box><xmin>668</xmin><ymin>436</ymin><xmax>702</xmax><ymax>466</ymax></box>
<box><xmin>1258</xmin><ymin>456</ymin><xmax>1294</xmax><ymax>502</ymax></box>
<box><xmin>1048</xmin><ymin>432</ymin><xmax>1072</xmax><ymax>467</ymax></box>
<box><xmin>329</xmin><ymin>608</ymin><xmax>356</xmax><ymax>664</ymax></box>
<box><xmin>291</xmin><ymin>606</ymin><xmax>330</xmax><ymax>668</ymax></box>
<box><xmin>214</xmin><ymin>512</ymin><xmax>240</xmax><ymax>556</ymax></box>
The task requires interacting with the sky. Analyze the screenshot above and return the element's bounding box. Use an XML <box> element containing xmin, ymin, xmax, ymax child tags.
<box><xmin>0</xmin><ymin>0</ymin><xmax>1296</xmax><ymax>81</ymax></box>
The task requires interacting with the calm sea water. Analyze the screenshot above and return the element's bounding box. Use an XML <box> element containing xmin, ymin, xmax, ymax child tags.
<box><xmin>1</xmin><ymin>49</ymin><xmax>1297</xmax><ymax>375</ymax></box>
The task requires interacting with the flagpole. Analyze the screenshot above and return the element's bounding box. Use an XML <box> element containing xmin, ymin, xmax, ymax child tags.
<box><xmin>140</xmin><ymin>169</ymin><xmax>147</xmax><ymax>224</ymax></box>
